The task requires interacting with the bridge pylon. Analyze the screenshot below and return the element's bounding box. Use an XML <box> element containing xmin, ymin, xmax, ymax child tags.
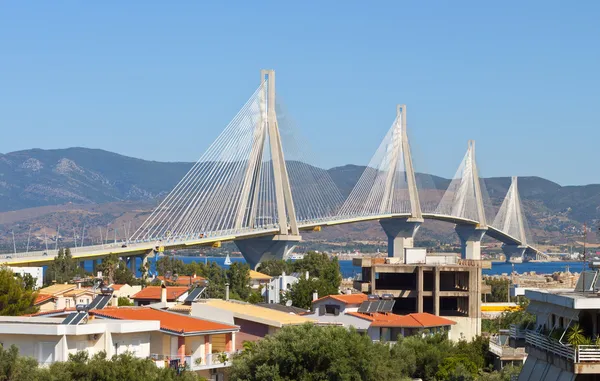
<box><xmin>492</xmin><ymin>177</ymin><xmax>534</xmax><ymax>262</ymax></box>
<box><xmin>233</xmin><ymin>70</ymin><xmax>301</xmax><ymax>269</ymax></box>
<box><xmin>438</xmin><ymin>140</ymin><xmax>489</xmax><ymax>259</ymax></box>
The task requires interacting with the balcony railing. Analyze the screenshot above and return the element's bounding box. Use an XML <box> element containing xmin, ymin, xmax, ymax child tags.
<box><xmin>509</xmin><ymin>325</ymin><xmax>527</xmax><ymax>339</ymax></box>
<box><xmin>525</xmin><ymin>330</ymin><xmax>600</xmax><ymax>363</ymax></box>
<box><xmin>149</xmin><ymin>352</ymin><xmax>235</xmax><ymax>370</ymax></box>
<box><xmin>489</xmin><ymin>340</ymin><xmax>526</xmax><ymax>358</ymax></box>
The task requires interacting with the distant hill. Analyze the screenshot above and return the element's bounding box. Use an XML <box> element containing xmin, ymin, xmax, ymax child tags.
<box><xmin>0</xmin><ymin>148</ymin><xmax>597</xmax><ymax>246</ymax></box>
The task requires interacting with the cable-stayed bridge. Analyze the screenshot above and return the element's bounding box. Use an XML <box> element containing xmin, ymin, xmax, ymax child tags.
<box><xmin>2</xmin><ymin>70</ymin><xmax>545</xmax><ymax>269</ymax></box>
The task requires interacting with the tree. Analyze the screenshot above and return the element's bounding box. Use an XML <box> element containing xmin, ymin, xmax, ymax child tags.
<box><xmin>290</xmin><ymin>251</ymin><xmax>342</xmax><ymax>289</ymax></box>
<box><xmin>46</xmin><ymin>248</ymin><xmax>81</xmax><ymax>285</ymax></box>
<box><xmin>286</xmin><ymin>276</ymin><xmax>339</xmax><ymax>309</ymax></box>
<box><xmin>226</xmin><ymin>262</ymin><xmax>251</xmax><ymax>301</ymax></box>
<box><xmin>0</xmin><ymin>267</ymin><xmax>39</xmax><ymax>316</ymax></box>
<box><xmin>97</xmin><ymin>255</ymin><xmax>119</xmax><ymax>285</ymax></box>
<box><xmin>117</xmin><ymin>297</ymin><xmax>134</xmax><ymax>307</ymax></box>
<box><xmin>229</xmin><ymin>324</ymin><xmax>404</xmax><ymax>381</ymax></box>
<box><xmin>0</xmin><ymin>345</ymin><xmax>204</xmax><ymax>381</ymax></box>
<box><xmin>436</xmin><ymin>356</ymin><xmax>479</xmax><ymax>381</ymax></box>
<box><xmin>156</xmin><ymin>257</ymin><xmax>186</xmax><ymax>277</ymax></box>
<box><xmin>14</xmin><ymin>273</ymin><xmax>37</xmax><ymax>290</ymax></box>
<box><xmin>256</xmin><ymin>259</ymin><xmax>290</xmax><ymax>277</ymax></box>
<box><xmin>484</xmin><ymin>278</ymin><xmax>510</xmax><ymax>303</ymax></box>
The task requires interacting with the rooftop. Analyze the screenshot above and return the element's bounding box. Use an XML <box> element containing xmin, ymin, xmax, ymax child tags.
<box><xmin>525</xmin><ymin>288</ymin><xmax>600</xmax><ymax>310</ymax></box>
<box><xmin>157</xmin><ymin>275</ymin><xmax>206</xmax><ymax>286</ymax></box>
<box><xmin>256</xmin><ymin>303</ymin><xmax>309</xmax><ymax>314</ymax></box>
<box><xmin>34</xmin><ymin>294</ymin><xmax>54</xmax><ymax>305</ymax></box>
<box><xmin>248</xmin><ymin>270</ymin><xmax>272</xmax><ymax>280</ymax></box>
<box><xmin>131</xmin><ymin>286</ymin><xmax>189</xmax><ymax>301</ymax></box>
<box><xmin>91</xmin><ymin>307</ymin><xmax>238</xmax><ymax>335</ymax></box>
<box><xmin>39</xmin><ymin>284</ymin><xmax>77</xmax><ymax>296</ymax></box>
<box><xmin>313</xmin><ymin>293</ymin><xmax>368</xmax><ymax>305</ymax></box>
<box><xmin>198</xmin><ymin>299</ymin><xmax>314</xmax><ymax>327</ymax></box>
<box><xmin>63</xmin><ymin>288</ymin><xmax>94</xmax><ymax>297</ymax></box>
<box><xmin>347</xmin><ymin>312</ymin><xmax>457</xmax><ymax>328</ymax></box>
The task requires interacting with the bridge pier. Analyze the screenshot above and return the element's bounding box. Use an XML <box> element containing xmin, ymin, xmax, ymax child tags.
<box><xmin>127</xmin><ymin>257</ymin><xmax>137</xmax><ymax>274</ymax></box>
<box><xmin>93</xmin><ymin>259</ymin><xmax>99</xmax><ymax>275</ymax></box>
<box><xmin>502</xmin><ymin>245</ymin><xmax>527</xmax><ymax>263</ymax></box>
<box><xmin>379</xmin><ymin>219</ymin><xmax>422</xmax><ymax>259</ymax></box>
<box><xmin>234</xmin><ymin>235</ymin><xmax>301</xmax><ymax>270</ymax></box>
<box><xmin>455</xmin><ymin>225</ymin><xmax>487</xmax><ymax>260</ymax></box>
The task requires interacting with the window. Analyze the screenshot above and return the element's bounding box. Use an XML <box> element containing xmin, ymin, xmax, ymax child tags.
<box><xmin>65</xmin><ymin>299</ymin><xmax>71</xmax><ymax>308</ymax></box>
<box><xmin>325</xmin><ymin>305</ymin><xmax>340</xmax><ymax>316</ymax></box>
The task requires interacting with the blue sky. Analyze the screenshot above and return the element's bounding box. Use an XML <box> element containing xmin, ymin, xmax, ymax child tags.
<box><xmin>1</xmin><ymin>2</ymin><xmax>599</xmax><ymax>185</ymax></box>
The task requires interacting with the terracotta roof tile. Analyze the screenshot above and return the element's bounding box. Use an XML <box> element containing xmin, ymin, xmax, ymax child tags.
<box><xmin>347</xmin><ymin>312</ymin><xmax>456</xmax><ymax>328</ymax></box>
<box><xmin>90</xmin><ymin>307</ymin><xmax>238</xmax><ymax>335</ymax></box>
<box><xmin>34</xmin><ymin>294</ymin><xmax>54</xmax><ymax>305</ymax></box>
<box><xmin>313</xmin><ymin>293</ymin><xmax>368</xmax><ymax>305</ymax></box>
<box><xmin>157</xmin><ymin>276</ymin><xmax>206</xmax><ymax>286</ymax></box>
<box><xmin>39</xmin><ymin>284</ymin><xmax>77</xmax><ymax>296</ymax></box>
<box><xmin>131</xmin><ymin>286</ymin><xmax>189</xmax><ymax>301</ymax></box>
<box><xmin>111</xmin><ymin>284</ymin><xmax>125</xmax><ymax>290</ymax></box>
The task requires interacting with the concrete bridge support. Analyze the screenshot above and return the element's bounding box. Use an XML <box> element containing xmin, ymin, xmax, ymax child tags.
<box><xmin>127</xmin><ymin>257</ymin><xmax>137</xmax><ymax>274</ymax></box>
<box><xmin>455</xmin><ymin>225</ymin><xmax>487</xmax><ymax>260</ymax></box>
<box><xmin>235</xmin><ymin>235</ymin><xmax>301</xmax><ymax>269</ymax></box>
<box><xmin>502</xmin><ymin>245</ymin><xmax>526</xmax><ymax>263</ymax></box>
<box><xmin>379</xmin><ymin>219</ymin><xmax>422</xmax><ymax>259</ymax></box>
<box><xmin>93</xmin><ymin>259</ymin><xmax>99</xmax><ymax>275</ymax></box>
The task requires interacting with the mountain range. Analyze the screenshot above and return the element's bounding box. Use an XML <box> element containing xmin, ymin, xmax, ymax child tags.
<box><xmin>0</xmin><ymin>148</ymin><xmax>597</xmax><ymax>248</ymax></box>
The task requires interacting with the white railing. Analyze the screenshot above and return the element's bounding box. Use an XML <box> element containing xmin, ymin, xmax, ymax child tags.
<box><xmin>150</xmin><ymin>352</ymin><xmax>235</xmax><ymax>370</ymax></box>
<box><xmin>509</xmin><ymin>324</ymin><xmax>527</xmax><ymax>339</ymax></box>
<box><xmin>525</xmin><ymin>330</ymin><xmax>600</xmax><ymax>362</ymax></box>
<box><xmin>525</xmin><ymin>330</ymin><xmax>575</xmax><ymax>361</ymax></box>
<box><xmin>577</xmin><ymin>346</ymin><xmax>600</xmax><ymax>362</ymax></box>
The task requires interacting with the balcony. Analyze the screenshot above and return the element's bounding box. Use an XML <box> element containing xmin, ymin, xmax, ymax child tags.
<box><xmin>150</xmin><ymin>351</ymin><xmax>235</xmax><ymax>371</ymax></box>
<box><xmin>489</xmin><ymin>337</ymin><xmax>526</xmax><ymax>359</ymax></box>
<box><xmin>525</xmin><ymin>330</ymin><xmax>600</xmax><ymax>364</ymax></box>
<box><xmin>509</xmin><ymin>324</ymin><xmax>527</xmax><ymax>340</ymax></box>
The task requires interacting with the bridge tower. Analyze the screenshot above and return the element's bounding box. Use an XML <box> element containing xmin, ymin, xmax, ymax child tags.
<box><xmin>438</xmin><ymin>140</ymin><xmax>488</xmax><ymax>260</ymax></box>
<box><xmin>233</xmin><ymin>70</ymin><xmax>301</xmax><ymax>269</ymax></box>
<box><xmin>378</xmin><ymin>105</ymin><xmax>424</xmax><ymax>259</ymax></box>
<box><xmin>492</xmin><ymin>177</ymin><xmax>528</xmax><ymax>262</ymax></box>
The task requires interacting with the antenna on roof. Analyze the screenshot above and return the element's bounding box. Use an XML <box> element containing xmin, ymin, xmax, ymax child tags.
<box><xmin>286</xmin><ymin>300</ymin><xmax>293</xmax><ymax>307</ymax></box>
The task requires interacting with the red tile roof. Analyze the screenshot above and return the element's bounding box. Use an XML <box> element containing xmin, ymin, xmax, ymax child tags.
<box><xmin>157</xmin><ymin>276</ymin><xmax>206</xmax><ymax>286</ymax></box>
<box><xmin>131</xmin><ymin>286</ymin><xmax>189</xmax><ymax>301</ymax></box>
<box><xmin>31</xmin><ymin>307</ymin><xmax>77</xmax><ymax>317</ymax></box>
<box><xmin>34</xmin><ymin>294</ymin><xmax>54</xmax><ymax>305</ymax></box>
<box><xmin>313</xmin><ymin>293</ymin><xmax>368</xmax><ymax>305</ymax></box>
<box><xmin>111</xmin><ymin>284</ymin><xmax>125</xmax><ymax>290</ymax></box>
<box><xmin>90</xmin><ymin>307</ymin><xmax>238</xmax><ymax>335</ymax></box>
<box><xmin>347</xmin><ymin>312</ymin><xmax>457</xmax><ymax>328</ymax></box>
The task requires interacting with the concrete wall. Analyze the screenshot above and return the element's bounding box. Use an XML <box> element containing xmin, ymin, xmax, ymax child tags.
<box><xmin>111</xmin><ymin>332</ymin><xmax>151</xmax><ymax>358</ymax></box>
<box><xmin>0</xmin><ymin>334</ymin><xmax>63</xmax><ymax>363</ymax></box>
<box><xmin>302</xmin><ymin>312</ymin><xmax>371</xmax><ymax>331</ymax></box>
<box><xmin>233</xmin><ymin>318</ymin><xmax>269</xmax><ymax>338</ymax></box>
<box><xmin>448</xmin><ymin>316</ymin><xmax>480</xmax><ymax>341</ymax></box>
<box><xmin>312</xmin><ymin>299</ymin><xmax>350</xmax><ymax>314</ymax></box>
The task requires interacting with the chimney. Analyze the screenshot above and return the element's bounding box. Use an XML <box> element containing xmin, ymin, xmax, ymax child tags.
<box><xmin>111</xmin><ymin>294</ymin><xmax>118</xmax><ymax>307</ymax></box>
<box><xmin>160</xmin><ymin>283</ymin><xmax>167</xmax><ymax>303</ymax></box>
<box><xmin>193</xmin><ymin>273</ymin><xmax>196</xmax><ymax>279</ymax></box>
<box><xmin>305</xmin><ymin>271</ymin><xmax>309</xmax><ymax>280</ymax></box>
<box><xmin>77</xmin><ymin>282</ymin><xmax>81</xmax><ymax>289</ymax></box>
<box><xmin>225</xmin><ymin>283</ymin><xmax>230</xmax><ymax>301</ymax></box>
<box><xmin>312</xmin><ymin>290</ymin><xmax>318</xmax><ymax>301</ymax></box>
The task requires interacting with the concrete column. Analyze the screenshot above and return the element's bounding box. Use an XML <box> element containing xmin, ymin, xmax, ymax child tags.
<box><xmin>370</xmin><ymin>265</ymin><xmax>377</xmax><ymax>294</ymax></box>
<box><xmin>177</xmin><ymin>336</ymin><xmax>185</xmax><ymax>362</ymax></box>
<box><xmin>234</xmin><ymin>235</ymin><xmax>300</xmax><ymax>269</ymax></box>
<box><xmin>225</xmin><ymin>333</ymin><xmax>233</xmax><ymax>352</ymax></box>
<box><xmin>417</xmin><ymin>266</ymin><xmax>424</xmax><ymax>313</ymax></box>
<box><xmin>379</xmin><ymin>219</ymin><xmax>422</xmax><ymax>259</ymax></box>
<box><xmin>93</xmin><ymin>259</ymin><xmax>99</xmax><ymax>274</ymax></box>
<box><xmin>502</xmin><ymin>244</ymin><xmax>527</xmax><ymax>263</ymax></box>
<box><xmin>59</xmin><ymin>334</ymin><xmax>68</xmax><ymax>362</ymax></box>
<box><xmin>434</xmin><ymin>267</ymin><xmax>440</xmax><ymax>316</ymax></box>
<box><xmin>204</xmin><ymin>335</ymin><xmax>212</xmax><ymax>365</ymax></box>
<box><xmin>129</xmin><ymin>257</ymin><xmax>137</xmax><ymax>274</ymax></box>
<box><xmin>455</xmin><ymin>225</ymin><xmax>487</xmax><ymax>260</ymax></box>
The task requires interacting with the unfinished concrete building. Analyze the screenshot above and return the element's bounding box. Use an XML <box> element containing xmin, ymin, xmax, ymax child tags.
<box><xmin>353</xmin><ymin>250</ymin><xmax>490</xmax><ymax>341</ymax></box>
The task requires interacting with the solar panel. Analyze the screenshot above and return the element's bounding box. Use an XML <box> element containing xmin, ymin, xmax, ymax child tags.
<box><xmin>357</xmin><ymin>301</ymin><xmax>369</xmax><ymax>313</ymax></box>
<box><xmin>575</xmin><ymin>271</ymin><xmax>597</xmax><ymax>292</ymax></box>
<box><xmin>93</xmin><ymin>295</ymin><xmax>111</xmax><ymax>310</ymax></box>
<box><xmin>69</xmin><ymin>313</ymin><xmax>87</xmax><ymax>325</ymax></box>
<box><xmin>62</xmin><ymin>313</ymin><xmax>78</xmax><ymax>325</ymax></box>
<box><xmin>184</xmin><ymin>287</ymin><xmax>206</xmax><ymax>305</ymax></box>
<box><xmin>380</xmin><ymin>300</ymin><xmax>395</xmax><ymax>312</ymax></box>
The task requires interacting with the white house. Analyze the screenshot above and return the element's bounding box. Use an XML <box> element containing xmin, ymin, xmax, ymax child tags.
<box><xmin>8</xmin><ymin>267</ymin><xmax>44</xmax><ymax>289</ymax></box>
<box><xmin>0</xmin><ymin>316</ymin><xmax>159</xmax><ymax>365</ymax></box>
